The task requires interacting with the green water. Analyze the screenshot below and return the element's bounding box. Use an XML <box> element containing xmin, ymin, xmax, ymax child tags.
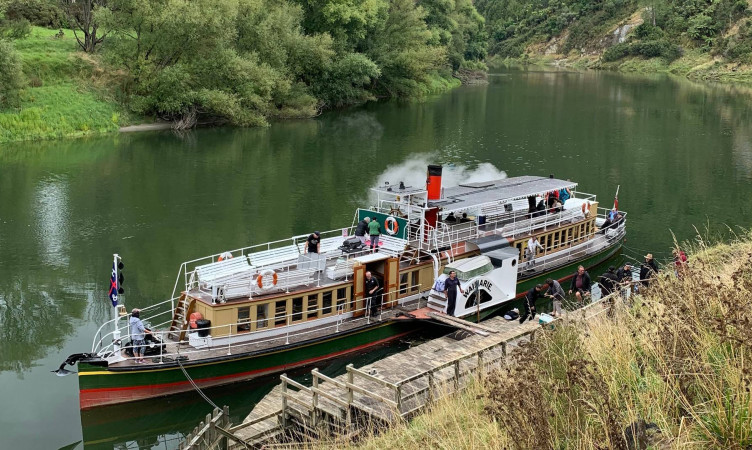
<box><xmin>1</xmin><ymin>67</ymin><xmax>752</xmax><ymax>449</ymax></box>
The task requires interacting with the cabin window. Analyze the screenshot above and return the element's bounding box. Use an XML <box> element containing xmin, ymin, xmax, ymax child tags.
<box><xmin>516</xmin><ymin>242</ymin><xmax>523</xmax><ymax>260</ymax></box>
<box><xmin>399</xmin><ymin>272</ymin><xmax>409</xmax><ymax>295</ymax></box>
<box><xmin>255</xmin><ymin>304</ymin><xmax>269</xmax><ymax>329</ymax></box>
<box><xmin>274</xmin><ymin>300</ymin><xmax>288</xmax><ymax>327</ymax></box>
<box><xmin>464</xmin><ymin>290</ymin><xmax>493</xmax><ymax>309</ymax></box>
<box><xmin>539</xmin><ymin>235</ymin><xmax>547</xmax><ymax>251</ymax></box>
<box><xmin>292</xmin><ymin>297</ymin><xmax>304</xmax><ymax>322</ymax></box>
<box><xmin>306</xmin><ymin>294</ymin><xmax>319</xmax><ymax>319</ymax></box>
<box><xmin>553</xmin><ymin>231</ymin><xmax>560</xmax><ymax>249</ymax></box>
<box><xmin>411</xmin><ymin>271</ymin><xmax>420</xmax><ymax>293</ymax></box>
<box><xmin>237</xmin><ymin>306</ymin><xmax>251</xmax><ymax>332</ymax></box>
<box><xmin>336</xmin><ymin>287</ymin><xmax>349</xmax><ymax>312</ymax></box>
<box><xmin>322</xmin><ymin>291</ymin><xmax>333</xmax><ymax>315</ymax></box>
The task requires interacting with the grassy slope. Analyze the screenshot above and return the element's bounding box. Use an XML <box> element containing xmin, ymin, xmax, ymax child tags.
<box><xmin>0</xmin><ymin>27</ymin><xmax>131</xmax><ymax>143</ymax></box>
<box><xmin>311</xmin><ymin>234</ymin><xmax>752</xmax><ymax>449</ymax></box>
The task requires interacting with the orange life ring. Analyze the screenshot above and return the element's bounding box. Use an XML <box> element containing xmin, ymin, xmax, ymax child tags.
<box><xmin>257</xmin><ymin>269</ymin><xmax>278</xmax><ymax>290</ymax></box>
<box><xmin>581</xmin><ymin>202</ymin><xmax>591</xmax><ymax>217</ymax></box>
<box><xmin>385</xmin><ymin>216</ymin><xmax>399</xmax><ymax>236</ymax></box>
<box><xmin>218</xmin><ymin>251</ymin><xmax>233</xmax><ymax>262</ymax></box>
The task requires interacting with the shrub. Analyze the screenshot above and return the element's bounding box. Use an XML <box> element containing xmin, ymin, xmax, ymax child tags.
<box><xmin>602</xmin><ymin>39</ymin><xmax>682</xmax><ymax>62</ymax></box>
<box><xmin>0</xmin><ymin>41</ymin><xmax>24</xmax><ymax>108</ymax></box>
<box><xmin>4</xmin><ymin>0</ymin><xmax>67</xmax><ymax>28</ymax></box>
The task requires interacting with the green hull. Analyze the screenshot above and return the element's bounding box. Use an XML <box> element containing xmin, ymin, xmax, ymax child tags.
<box><xmin>78</xmin><ymin>319</ymin><xmax>413</xmax><ymax>408</ymax></box>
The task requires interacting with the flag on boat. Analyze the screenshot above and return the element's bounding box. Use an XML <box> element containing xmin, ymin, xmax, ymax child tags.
<box><xmin>109</xmin><ymin>262</ymin><xmax>118</xmax><ymax>307</ymax></box>
<box><xmin>613</xmin><ymin>185</ymin><xmax>620</xmax><ymax>211</ymax></box>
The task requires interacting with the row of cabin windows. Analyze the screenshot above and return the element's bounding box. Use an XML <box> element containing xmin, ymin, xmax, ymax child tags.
<box><xmin>235</xmin><ymin>286</ymin><xmax>351</xmax><ymax>332</ymax></box>
<box><xmin>516</xmin><ymin>220</ymin><xmax>595</xmax><ymax>261</ymax></box>
<box><xmin>398</xmin><ymin>270</ymin><xmax>421</xmax><ymax>296</ymax></box>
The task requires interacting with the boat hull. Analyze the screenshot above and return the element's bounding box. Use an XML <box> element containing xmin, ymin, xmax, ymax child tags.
<box><xmin>78</xmin><ymin>320</ymin><xmax>414</xmax><ymax>409</ymax></box>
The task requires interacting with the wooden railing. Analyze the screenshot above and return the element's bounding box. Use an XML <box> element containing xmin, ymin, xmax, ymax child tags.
<box><xmin>180</xmin><ymin>406</ymin><xmax>249</xmax><ymax>450</ymax></box>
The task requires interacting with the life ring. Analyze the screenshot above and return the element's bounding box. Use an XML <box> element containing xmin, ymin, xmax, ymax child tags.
<box><xmin>581</xmin><ymin>202</ymin><xmax>591</xmax><ymax>217</ymax></box>
<box><xmin>385</xmin><ymin>216</ymin><xmax>399</xmax><ymax>236</ymax></box>
<box><xmin>218</xmin><ymin>251</ymin><xmax>233</xmax><ymax>262</ymax></box>
<box><xmin>257</xmin><ymin>269</ymin><xmax>278</xmax><ymax>290</ymax></box>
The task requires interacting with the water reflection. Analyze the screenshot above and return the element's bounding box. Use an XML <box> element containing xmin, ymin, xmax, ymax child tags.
<box><xmin>1</xmin><ymin>67</ymin><xmax>752</xmax><ymax>448</ymax></box>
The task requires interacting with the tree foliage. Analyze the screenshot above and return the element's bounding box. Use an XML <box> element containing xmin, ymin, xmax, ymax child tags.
<box><xmin>0</xmin><ymin>40</ymin><xmax>23</xmax><ymax>107</ymax></box>
<box><xmin>94</xmin><ymin>0</ymin><xmax>487</xmax><ymax>126</ymax></box>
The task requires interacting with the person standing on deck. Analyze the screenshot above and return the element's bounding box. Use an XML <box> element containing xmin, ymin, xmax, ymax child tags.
<box><xmin>526</xmin><ymin>236</ymin><xmax>544</xmax><ymax>270</ymax></box>
<box><xmin>368</xmin><ymin>217</ymin><xmax>381</xmax><ymax>252</ymax></box>
<box><xmin>520</xmin><ymin>284</ymin><xmax>542</xmax><ymax>324</ymax></box>
<box><xmin>305</xmin><ymin>231</ymin><xmax>321</xmax><ymax>254</ymax></box>
<box><xmin>365</xmin><ymin>271</ymin><xmax>380</xmax><ymax>316</ymax></box>
<box><xmin>354</xmin><ymin>217</ymin><xmax>370</xmax><ymax>245</ymax></box>
<box><xmin>568</xmin><ymin>265</ymin><xmax>591</xmax><ymax>303</ymax></box>
<box><xmin>443</xmin><ymin>270</ymin><xmax>464</xmax><ymax>316</ymax></box>
<box><xmin>544</xmin><ymin>278</ymin><xmax>565</xmax><ymax>317</ymax></box>
<box><xmin>129</xmin><ymin>309</ymin><xmax>152</xmax><ymax>364</ymax></box>
<box><xmin>559</xmin><ymin>183</ymin><xmax>572</xmax><ymax>203</ymax></box>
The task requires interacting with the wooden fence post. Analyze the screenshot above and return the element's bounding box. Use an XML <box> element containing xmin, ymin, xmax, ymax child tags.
<box><xmin>281</xmin><ymin>375</ymin><xmax>288</xmax><ymax>428</ymax></box>
<box><xmin>312</xmin><ymin>369</ymin><xmax>319</xmax><ymax>427</ymax></box>
<box><xmin>346</xmin><ymin>365</ymin><xmax>354</xmax><ymax>428</ymax></box>
<box><xmin>478</xmin><ymin>350</ymin><xmax>484</xmax><ymax>382</ymax></box>
<box><xmin>395</xmin><ymin>384</ymin><xmax>402</xmax><ymax>417</ymax></box>
<box><xmin>428</xmin><ymin>372</ymin><xmax>435</xmax><ymax>404</ymax></box>
<box><xmin>454</xmin><ymin>360</ymin><xmax>460</xmax><ymax>390</ymax></box>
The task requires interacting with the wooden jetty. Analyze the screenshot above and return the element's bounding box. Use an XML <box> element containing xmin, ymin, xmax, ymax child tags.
<box><xmin>180</xmin><ymin>294</ymin><xmax>619</xmax><ymax>449</ymax></box>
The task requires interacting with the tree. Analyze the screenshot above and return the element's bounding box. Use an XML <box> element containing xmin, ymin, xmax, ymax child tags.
<box><xmin>60</xmin><ymin>0</ymin><xmax>107</xmax><ymax>52</ymax></box>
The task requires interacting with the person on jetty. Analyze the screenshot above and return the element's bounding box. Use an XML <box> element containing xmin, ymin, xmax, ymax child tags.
<box><xmin>354</xmin><ymin>217</ymin><xmax>370</xmax><ymax>245</ymax></box>
<box><xmin>673</xmin><ymin>248</ymin><xmax>688</xmax><ymax>278</ymax></box>
<box><xmin>368</xmin><ymin>217</ymin><xmax>381</xmax><ymax>251</ymax></box>
<box><xmin>365</xmin><ymin>271</ymin><xmax>380</xmax><ymax>316</ymax></box>
<box><xmin>520</xmin><ymin>284</ymin><xmax>542</xmax><ymax>324</ymax></box>
<box><xmin>599</xmin><ymin>266</ymin><xmax>619</xmax><ymax>297</ymax></box>
<box><xmin>640</xmin><ymin>254</ymin><xmax>659</xmax><ymax>288</ymax></box>
<box><xmin>544</xmin><ymin>278</ymin><xmax>565</xmax><ymax>317</ymax></box>
<box><xmin>305</xmin><ymin>231</ymin><xmax>321</xmax><ymax>254</ymax></box>
<box><xmin>526</xmin><ymin>236</ymin><xmax>544</xmax><ymax>270</ymax></box>
<box><xmin>129</xmin><ymin>309</ymin><xmax>152</xmax><ymax>364</ymax></box>
<box><xmin>568</xmin><ymin>265</ymin><xmax>591</xmax><ymax>303</ymax></box>
<box><xmin>443</xmin><ymin>270</ymin><xmax>464</xmax><ymax>316</ymax></box>
<box><xmin>617</xmin><ymin>263</ymin><xmax>634</xmax><ymax>298</ymax></box>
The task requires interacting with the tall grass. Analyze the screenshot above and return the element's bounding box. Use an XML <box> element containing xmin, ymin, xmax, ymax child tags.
<box><xmin>0</xmin><ymin>27</ymin><xmax>130</xmax><ymax>143</ymax></box>
<box><xmin>310</xmin><ymin>232</ymin><xmax>752</xmax><ymax>449</ymax></box>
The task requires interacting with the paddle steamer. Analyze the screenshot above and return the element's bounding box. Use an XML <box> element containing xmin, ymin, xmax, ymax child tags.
<box><xmin>58</xmin><ymin>165</ymin><xmax>626</xmax><ymax>408</ymax></box>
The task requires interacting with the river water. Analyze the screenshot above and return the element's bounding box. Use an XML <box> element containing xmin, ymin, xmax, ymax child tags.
<box><xmin>1</xmin><ymin>67</ymin><xmax>751</xmax><ymax>449</ymax></box>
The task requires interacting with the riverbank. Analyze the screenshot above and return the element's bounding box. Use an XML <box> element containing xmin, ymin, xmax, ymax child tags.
<box><xmin>311</xmin><ymin>234</ymin><xmax>752</xmax><ymax>449</ymax></box>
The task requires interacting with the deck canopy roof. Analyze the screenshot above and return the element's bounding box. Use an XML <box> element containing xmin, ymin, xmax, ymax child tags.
<box><xmin>427</xmin><ymin>176</ymin><xmax>578</xmax><ymax>212</ymax></box>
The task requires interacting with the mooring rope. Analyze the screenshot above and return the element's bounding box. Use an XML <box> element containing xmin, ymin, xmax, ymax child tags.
<box><xmin>176</xmin><ymin>352</ymin><xmax>220</xmax><ymax>410</ymax></box>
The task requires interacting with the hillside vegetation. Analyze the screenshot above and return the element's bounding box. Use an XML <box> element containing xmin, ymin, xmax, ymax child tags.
<box><xmin>315</xmin><ymin>234</ymin><xmax>752</xmax><ymax>449</ymax></box>
<box><xmin>0</xmin><ymin>0</ymin><xmax>487</xmax><ymax>142</ymax></box>
<box><xmin>477</xmin><ymin>0</ymin><xmax>752</xmax><ymax>82</ymax></box>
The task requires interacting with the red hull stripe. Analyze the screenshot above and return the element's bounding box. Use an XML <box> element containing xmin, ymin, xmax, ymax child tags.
<box><xmin>80</xmin><ymin>331</ymin><xmax>411</xmax><ymax>403</ymax></box>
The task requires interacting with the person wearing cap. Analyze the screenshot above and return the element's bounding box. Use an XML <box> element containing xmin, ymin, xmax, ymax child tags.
<box><xmin>305</xmin><ymin>231</ymin><xmax>321</xmax><ymax>254</ymax></box>
<box><xmin>354</xmin><ymin>217</ymin><xmax>370</xmax><ymax>245</ymax></box>
<box><xmin>568</xmin><ymin>265</ymin><xmax>591</xmax><ymax>303</ymax></box>
<box><xmin>640</xmin><ymin>253</ymin><xmax>659</xmax><ymax>287</ymax></box>
<box><xmin>129</xmin><ymin>309</ymin><xmax>152</xmax><ymax>364</ymax></box>
<box><xmin>520</xmin><ymin>284</ymin><xmax>542</xmax><ymax>324</ymax></box>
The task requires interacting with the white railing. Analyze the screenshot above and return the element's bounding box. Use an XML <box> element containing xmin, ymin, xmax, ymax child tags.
<box><xmin>93</xmin><ymin>284</ymin><xmax>426</xmax><ymax>364</ymax></box>
<box><xmin>92</xmin><ymin>296</ymin><xmax>180</xmax><ymax>354</ymax></box>
<box><xmin>171</xmin><ymin>227</ymin><xmax>359</xmax><ymax>300</ymax></box>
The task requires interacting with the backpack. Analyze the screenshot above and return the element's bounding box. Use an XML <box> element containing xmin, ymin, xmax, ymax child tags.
<box><xmin>433</xmin><ymin>276</ymin><xmax>447</xmax><ymax>292</ymax></box>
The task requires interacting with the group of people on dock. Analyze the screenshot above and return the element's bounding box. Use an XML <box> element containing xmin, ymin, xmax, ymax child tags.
<box><xmin>514</xmin><ymin>249</ymin><xmax>681</xmax><ymax>324</ymax></box>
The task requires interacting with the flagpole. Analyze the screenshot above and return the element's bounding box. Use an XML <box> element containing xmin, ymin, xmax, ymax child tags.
<box><xmin>613</xmin><ymin>185</ymin><xmax>620</xmax><ymax>210</ymax></box>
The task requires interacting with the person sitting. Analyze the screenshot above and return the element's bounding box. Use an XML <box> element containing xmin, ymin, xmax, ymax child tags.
<box><xmin>568</xmin><ymin>265</ymin><xmax>591</xmax><ymax>303</ymax></box>
<box><xmin>445</xmin><ymin>212</ymin><xmax>457</xmax><ymax>223</ymax></box>
<box><xmin>460</xmin><ymin>212</ymin><xmax>470</xmax><ymax>223</ymax></box>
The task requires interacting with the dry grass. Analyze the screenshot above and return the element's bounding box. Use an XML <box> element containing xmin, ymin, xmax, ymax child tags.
<box><xmin>303</xmin><ymin>232</ymin><xmax>752</xmax><ymax>449</ymax></box>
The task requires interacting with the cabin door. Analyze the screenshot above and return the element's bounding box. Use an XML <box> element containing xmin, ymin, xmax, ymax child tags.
<box><xmin>384</xmin><ymin>257</ymin><xmax>399</xmax><ymax>308</ymax></box>
<box><xmin>352</xmin><ymin>263</ymin><xmax>365</xmax><ymax>318</ymax></box>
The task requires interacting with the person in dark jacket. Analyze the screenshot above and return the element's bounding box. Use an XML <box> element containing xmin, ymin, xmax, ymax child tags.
<box><xmin>443</xmin><ymin>271</ymin><xmax>464</xmax><ymax>316</ymax></box>
<box><xmin>640</xmin><ymin>254</ymin><xmax>659</xmax><ymax>288</ymax></box>
<box><xmin>599</xmin><ymin>266</ymin><xmax>619</xmax><ymax>297</ymax></box>
<box><xmin>616</xmin><ymin>263</ymin><xmax>634</xmax><ymax>299</ymax></box>
<box><xmin>568</xmin><ymin>265</ymin><xmax>591</xmax><ymax>303</ymax></box>
<box><xmin>354</xmin><ymin>217</ymin><xmax>370</xmax><ymax>245</ymax></box>
<box><xmin>365</xmin><ymin>271</ymin><xmax>381</xmax><ymax>316</ymax></box>
<box><xmin>520</xmin><ymin>284</ymin><xmax>542</xmax><ymax>324</ymax></box>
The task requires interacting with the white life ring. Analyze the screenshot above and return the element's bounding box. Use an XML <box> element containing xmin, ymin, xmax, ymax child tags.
<box><xmin>218</xmin><ymin>251</ymin><xmax>233</xmax><ymax>262</ymax></box>
<box><xmin>257</xmin><ymin>269</ymin><xmax>278</xmax><ymax>290</ymax></box>
<box><xmin>385</xmin><ymin>216</ymin><xmax>399</xmax><ymax>236</ymax></box>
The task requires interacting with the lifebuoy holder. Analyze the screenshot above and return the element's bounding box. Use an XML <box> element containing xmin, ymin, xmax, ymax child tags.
<box><xmin>257</xmin><ymin>269</ymin><xmax>278</xmax><ymax>290</ymax></box>
<box><xmin>385</xmin><ymin>215</ymin><xmax>399</xmax><ymax>236</ymax></box>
